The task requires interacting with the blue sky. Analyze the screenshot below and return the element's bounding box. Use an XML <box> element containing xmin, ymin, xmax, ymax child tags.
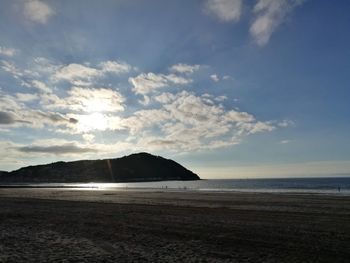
<box><xmin>0</xmin><ymin>0</ymin><xmax>349</xmax><ymax>178</ymax></box>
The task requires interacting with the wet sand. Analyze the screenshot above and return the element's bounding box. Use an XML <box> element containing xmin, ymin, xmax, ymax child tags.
<box><xmin>0</xmin><ymin>189</ymin><xmax>349</xmax><ymax>262</ymax></box>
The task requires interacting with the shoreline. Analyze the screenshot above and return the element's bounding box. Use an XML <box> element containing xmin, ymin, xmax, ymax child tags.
<box><xmin>0</xmin><ymin>184</ymin><xmax>348</xmax><ymax>196</ymax></box>
<box><xmin>1</xmin><ymin>187</ymin><xmax>350</xmax><ymax>211</ymax></box>
<box><xmin>0</xmin><ymin>177</ymin><xmax>349</xmax><ymax>195</ymax></box>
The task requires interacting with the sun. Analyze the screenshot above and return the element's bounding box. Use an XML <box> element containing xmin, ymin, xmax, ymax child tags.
<box><xmin>77</xmin><ymin>112</ymin><xmax>108</xmax><ymax>132</ymax></box>
<box><xmin>76</xmin><ymin>98</ymin><xmax>110</xmax><ymax>132</ymax></box>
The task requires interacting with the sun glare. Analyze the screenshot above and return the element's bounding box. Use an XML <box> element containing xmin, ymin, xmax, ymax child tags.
<box><xmin>85</xmin><ymin>98</ymin><xmax>110</xmax><ymax>113</ymax></box>
<box><xmin>77</xmin><ymin>112</ymin><xmax>108</xmax><ymax>132</ymax></box>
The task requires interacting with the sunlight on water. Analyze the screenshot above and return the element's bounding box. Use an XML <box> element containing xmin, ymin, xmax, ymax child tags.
<box><xmin>66</xmin><ymin>183</ymin><xmax>116</xmax><ymax>190</ymax></box>
<box><xmin>69</xmin><ymin>182</ymin><xmax>138</xmax><ymax>190</ymax></box>
<box><xmin>58</xmin><ymin>178</ymin><xmax>350</xmax><ymax>195</ymax></box>
<box><xmin>3</xmin><ymin>178</ymin><xmax>350</xmax><ymax>195</ymax></box>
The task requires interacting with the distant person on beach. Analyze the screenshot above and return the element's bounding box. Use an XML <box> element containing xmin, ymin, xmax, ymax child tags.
<box><xmin>338</xmin><ymin>186</ymin><xmax>341</xmax><ymax>192</ymax></box>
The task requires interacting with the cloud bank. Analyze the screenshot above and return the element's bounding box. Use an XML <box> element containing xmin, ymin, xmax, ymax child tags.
<box><xmin>0</xmin><ymin>47</ymin><xmax>291</xmax><ymax>167</ymax></box>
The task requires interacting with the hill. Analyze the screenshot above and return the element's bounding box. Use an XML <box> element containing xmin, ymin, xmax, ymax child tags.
<box><xmin>0</xmin><ymin>152</ymin><xmax>200</xmax><ymax>183</ymax></box>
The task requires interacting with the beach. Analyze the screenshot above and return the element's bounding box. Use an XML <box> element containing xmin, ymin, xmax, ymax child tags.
<box><xmin>0</xmin><ymin>189</ymin><xmax>349</xmax><ymax>262</ymax></box>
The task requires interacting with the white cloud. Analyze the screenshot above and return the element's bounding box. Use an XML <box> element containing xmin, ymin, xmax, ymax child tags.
<box><xmin>0</xmin><ymin>93</ymin><xmax>78</xmax><ymax>130</ymax></box>
<box><xmin>223</xmin><ymin>75</ymin><xmax>233</xmax><ymax>80</ymax></box>
<box><xmin>237</xmin><ymin>121</ymin><xmax>275</xmax><ymax>135</ymax></box>
<box><xmin>129</xmin><ymin>73</ymin><xmax>191</xmax><ymax>95</ymax></box>
<box><xmin>31</xmin><ymin>80</ymin><xmax>51</xmax><ymax>93</ymax></box>
<box><xmin>99</xmin><ymin>60</ymin><xmax>131</xmax><ymax>74</ymax></box>
<box><xmin>23</xmin><ymin>0</ymin><xmax>54</xmax><ymax>24</ymax></box>
<box><xmin>46</xmin><ymin>87</ymin><xmax>125</xmax><ymax>113</ymax></box>
<box><xmin>250</xmin><ymin>0</ymin><xmax>305</xmax><ymax>46</ymax></box>
<box><xmin>53</xmin><ymin>61</ymin><xmax>132</xmax><ymax>86</ymax></box>
<box><xmin>0</xmin><ymin>46</ymin><xmax>17</xmax><ymax>57</ymax></box>
<box><xmin>53</xmin><ymin>63</ymin><xmax>102</xmax><ymax>85</ymax></box>
<box><xmin>82</xmin><ymin>133</ymin><xmax>95</xmax><ymax>142</ymax></box>
<box><xmin>163</xmin><ymin>91</ymin><xmax>223</xmax><ymax>124</ymax></box>
<box><xmin>279</xmin><ymin>139</ymin><xmax>290</xmax><ymax>144</ymax></box>
<box><xmin>169</xmin><ymin>63</ymin><xmax>200</xmax><ymax>74</ymax></box>
<box><xmin>0</xmin><ymin>54</ymin><xmax>284</xmax><ymax>158</ymax></box>
<box><xmin>224</xmin><ymin>110</ymin><xmax>255</xmax><ymax>123</ymax></box>
<box><xmin>21</xmin><ymin>110</ymin><xmax>77</xmax><ymax>129</ymax></box>
<box><xmin>15</xmin><ymin>93</ymin><xmax>39</xmax><ymax>102</ymax></box>
<box><xmin>73</xmin><ymin>89</ymin><xmax>275</xmax><ymax>152</ymax></box>
<box><xmin>204</xmin><ymin>0</ymin><xmax>243</xmax><ymax>22</ymax></box>
<box><xmin>215</xmin><ymin>95</ymin><xmax>228</xmax><ymax>102</ymax></box>
<box><xmin>0</xmin><ymin>58</ymin><xmax>130</xmax><ymax>134</ymax></box>
<box><xmin>0</xmin><ymin>93</ymin><xmax>23</xmax><ymax>111</ymax></box>
<box><xmin>154</xmin><ymin>92</ymin><xmax>176</xmax><ymax>104</ymax></box>
<box><xmin>119</xmin><ymin>109</ymin><xmax>171</xmax><ymax>135</ymax></box>
<box><xmin>138</xmin><ymin>95</ymin><xmax>151</xmax><ymax>106</ymax></box>
<box><xmin>1</xmin><ymin>60</ymin><xmax>23</xmax><ymax>79</ymax></box>
<box><xmin>278</xmin><ymin>119</ymin><xmax>295</xmax><ymax>127</ymax></box>
<box><xmin>210</xmin><ymin>74</ymin><xmax>220</xmax><ymax>82</ymax></box>
<box><xmin>2</xmin><ymin>86</ymin><xmax>125</xmax><ymax>134</ymax></box>
<box><xmin>165</xmin><ymin>74</ymin><xmax>191</xmax><ymax>85</ymax></box>
<box><xmin>201</xmin><ymin>93</ymin><xmax>213</xmax><ymax>98</ymax></box>
<box><xmin>32</xmin><ymin>57</ymin><xmax>59</xmax><ymax>74</ymax></box>
<box><xmin>114</xmin><ymin>91</ymin><xmax>275</xmax><ymax>152</ymax></box>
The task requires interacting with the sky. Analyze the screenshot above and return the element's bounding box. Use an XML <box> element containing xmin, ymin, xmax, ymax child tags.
<box><xmin>0</xmin><ymin>0</ymin><xmax>350</xmax><ymax>178</ymax></box>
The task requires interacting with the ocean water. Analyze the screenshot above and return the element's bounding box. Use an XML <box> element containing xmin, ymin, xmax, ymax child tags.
<box><xmin>6</xmin><ymin>177</ymin><xmax>350</xmax><ymax>195</ymax></box>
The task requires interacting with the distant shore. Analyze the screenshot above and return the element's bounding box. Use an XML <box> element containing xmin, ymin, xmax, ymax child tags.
<box><xmin>0</xmin><ymin>189</ymin><xmax>349</xmax><ymax>262</ymax></box>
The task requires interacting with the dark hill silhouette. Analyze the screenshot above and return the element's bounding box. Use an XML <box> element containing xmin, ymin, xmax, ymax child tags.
<box><xmin>0</xmin><ymin>152</ymin><xmax>200</xmax><ymax>183</ymax></box>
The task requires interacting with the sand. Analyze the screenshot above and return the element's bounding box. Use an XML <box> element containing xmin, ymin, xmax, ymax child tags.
<box><xmin>0</xmin><ymin>189</ymin><xmax>349</xmax><ymax>262</ymax></box>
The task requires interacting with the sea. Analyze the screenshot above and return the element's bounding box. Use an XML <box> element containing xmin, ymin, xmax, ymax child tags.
<box><xmin>3</xmin><ymin>177</ymin><xmax>350</xmax><ymax>195</ymax></box>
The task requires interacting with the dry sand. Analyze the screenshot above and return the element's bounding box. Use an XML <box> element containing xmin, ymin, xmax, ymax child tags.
<box><xmin>0</xmin><ymin>189</ymin><xmax>349</xmax><ymax>262</ymax></box>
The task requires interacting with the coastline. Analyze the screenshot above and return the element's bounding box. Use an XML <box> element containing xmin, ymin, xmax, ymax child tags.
<box><xmin>0</xmin><ymin>182</ymin><xmax>349</xmax><ymax>196</ymax></box>
<box><xmin>1</xmin><ymin>189</ymin><xmax>350</xmax><ymax>262</ymax></box>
